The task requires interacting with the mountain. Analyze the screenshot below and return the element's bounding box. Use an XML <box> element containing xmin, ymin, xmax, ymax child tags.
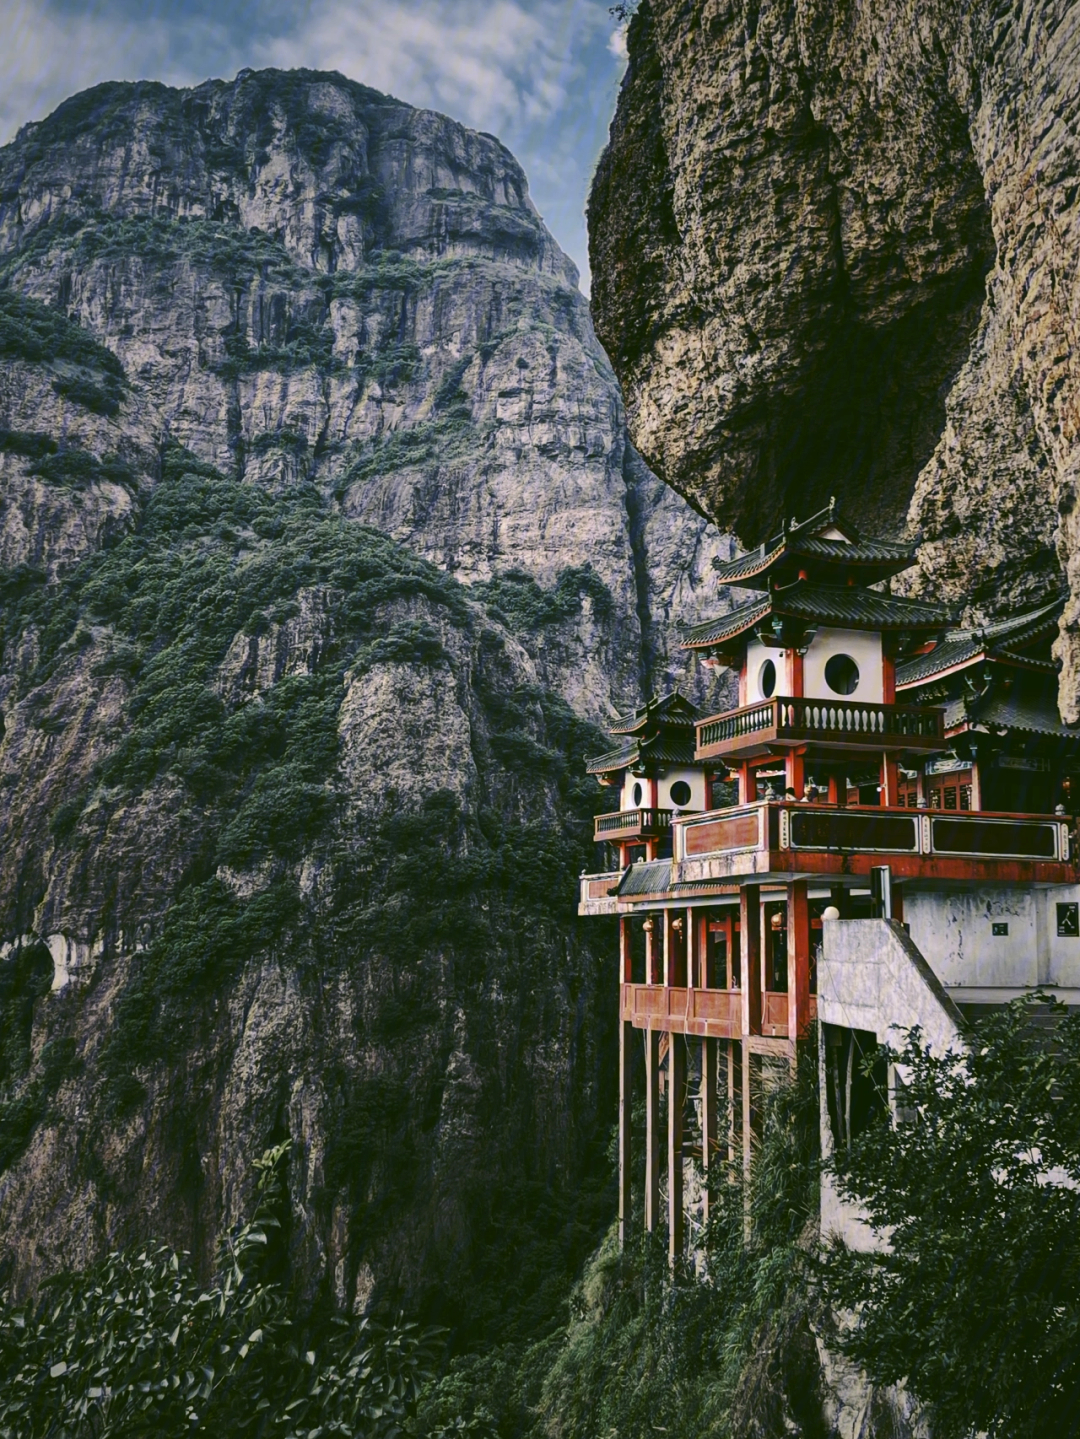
<box><xmin>0</xmin><ymin>68</ymin><xmax>732</xmax><ymax>1329</ymax></box>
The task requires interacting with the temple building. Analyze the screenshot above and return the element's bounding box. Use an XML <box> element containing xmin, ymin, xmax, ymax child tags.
<box><xmin>578</xmin><ymin>502</ymin><xmax>1080</xmax><ymax>1258</ymax></box>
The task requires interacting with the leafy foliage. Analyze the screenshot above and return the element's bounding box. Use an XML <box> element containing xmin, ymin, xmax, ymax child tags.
<box><xmin>470</xmin><ymin>569</ymin><xmax>615</xmax><ymax>634</ymax></box>
<box><xmin>416</xmin><ymin>1043</ymin><xmax>823</xmax><ymax>1438</ymax></box>
<box><xmin>0</xmin><ymin>289</ymin><xmax>124</xmax><ymax>415</ymax></box>
<box><xmin>822</xmin><ymin>997</ymin><xmax>1080</xmax><ymax>1439</ymax></box>
<box><xmin>0</xmin><ymin>1143</ymin><xmax>480</xmax><ymax>1438</ymax></box>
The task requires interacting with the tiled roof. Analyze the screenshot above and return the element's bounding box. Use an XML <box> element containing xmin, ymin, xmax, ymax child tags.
<box><xmin>682</xmin><ymin>582</ymin><xmax>952</xmax><ymax>651</ymax></box>
<box><xmin>897</xmin><ymin>594</ymin><xmax>1065</xmax><ymax>688</ymax></box>
<box><xmin>617</xmin><ymin>860</ymin><xmax>673</xmax><ymax>897</ymax></box>
<box><xmin>712</xmin><ymin>536</ymin><xmax>914</xmax><ymax>589</ymax></box>
<box><xmin>945</xmin><ymin>691</ymin><xmax>1080</xmax><ymax>741</ymax></box>
<box><xmin>609</xmin><ymin>689</ymin><xmax>700</xmax><ymax>735</ymax></box>
<box><xmin>585</xmin><ymin>734</ymin><xmax>699</xmax><ymax>774</ymax></box>
<box><xmin>681</xmin><ymin>595</ymin><xmax>772</xmax><ymax>648</ymax></box>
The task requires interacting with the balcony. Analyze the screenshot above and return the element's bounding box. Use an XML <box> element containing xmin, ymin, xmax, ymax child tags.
<box><xmin>673</xmin><ymin>801</ymin><xmax>1073</xmax><ymax>886</ymax></box>
<box><xmin>621</xmin><ymin>982</ymin><xmax>741</xmax><ymax>1038</ymax></box>
<box><xmin>579</xmin><ymin>870</ymin><xmax>623</xmax><ymax>915</ymax></box>
<box><xmin>619</xmin><ymin>984</ymin><xmax>819</xmax><ymax>1039</ymax></box>
<box><xmin>695</xmin><ymin>696</ymin><xmax>945</xmax><ymax>761</ymax></box>
<box><xmin>594</xmin><ymin>807</ymin><xmax>673</xmax><ymax>843</ymax></box>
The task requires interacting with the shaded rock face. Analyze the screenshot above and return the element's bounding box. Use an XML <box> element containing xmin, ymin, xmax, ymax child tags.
<box><xmin>0</xmin><ymin>68</ymin><xmax>730</xmax><ymax>720</ymax></box>
<box><xmin>0</xmin><ymin>70</ymin><xmax>736</xmax><ymax>1325</ymax></box>
<box><xmin>590</xmin><ymin>1</ymin><xmax>1080</xmax><ymax>709</ymax></box>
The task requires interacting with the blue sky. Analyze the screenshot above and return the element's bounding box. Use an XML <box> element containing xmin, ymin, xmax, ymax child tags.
<box><xmin>1</xmin><ymin>0</ymin><xmax>630</xmax><ymax>289</ymax></box>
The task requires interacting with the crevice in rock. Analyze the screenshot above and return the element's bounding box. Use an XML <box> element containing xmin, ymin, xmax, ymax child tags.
<box><xmin>621</xmin><ymin>438</ymin><xmax>657</xmax><ymax>698</ymax></box>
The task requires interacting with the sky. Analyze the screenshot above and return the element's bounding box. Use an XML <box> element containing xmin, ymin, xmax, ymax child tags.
<box><xmin>0</xmin><ymin>0</ymin><xmax>630</xmax><ymax>289</ymax></box>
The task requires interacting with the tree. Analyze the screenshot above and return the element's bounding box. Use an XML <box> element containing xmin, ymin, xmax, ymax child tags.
<box><xmin>0</xmin><ymin>1143</ymin><xmax>489</xmax><ymax>1438</ymax></box>
<box><xmin>822</xmin><ymin>997</ymin><xmax>1080</xmax><ymax>1439</ymax></box>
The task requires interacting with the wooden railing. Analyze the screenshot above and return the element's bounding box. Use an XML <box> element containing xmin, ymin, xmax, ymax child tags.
<box><xmin>676</xmin><ymin>803</ymin><xmax>1070</xmax><ymax>864</ymax></box>
<box><xmin>696</xmin><ymin>696</ymin><xmax>945</xmax><ymax>756</ymax></box>
<box><xmin>594</xmin><ymin>807</ymin><xmax>673</xmax><ymax>840</ymax></box>
<box><xmin>621</xmin><ymin>983</ymin><xmax>741</xmax><ymax>1036</ymax></box>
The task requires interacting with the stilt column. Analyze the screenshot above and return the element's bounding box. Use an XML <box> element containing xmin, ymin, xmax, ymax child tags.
<box><xmin>645</xmin><ymin>1027</ymin><xmax>660</xmax><ymax>1233</ymax></box>
<box><xmin>701</xmin><ymin>1036</ymin><xmax>719</xmax><ymax>1224</ymax></box>
<box><xmin>668</xmin><ymin>1031</ymin><xmax>685</xmax><ymax>1262</ymax></box>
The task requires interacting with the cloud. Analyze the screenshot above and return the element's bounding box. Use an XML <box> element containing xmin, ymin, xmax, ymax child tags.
<box><xmin>608</xmin><ymin>23</ymin><xmax>628</xmax><ymax>62</ymax></box>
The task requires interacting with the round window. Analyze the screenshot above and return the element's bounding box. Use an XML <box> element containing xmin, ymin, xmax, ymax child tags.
<box><xmin>670</xmin><ymin>780</ymin><xmax>692</xmax><ymax>806</ymax></box>
<box><xmin>825</xmin><ymin>653</ymin><xmax>860</xmax><ymax>695</ymax></box>
<box><xmin>632</xmin><ymin>781</ymin><xmax>643</xmax><ymax>806</ymax></box>
<box><xmin>759</xmin><ymin>658</ymin><xmax>777</xmax><ymax>698</ymax></box>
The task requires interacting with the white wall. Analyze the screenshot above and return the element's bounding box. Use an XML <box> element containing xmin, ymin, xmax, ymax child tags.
<box><xmin>745</xmin><ymin>637</ymin><xmax>781</xmax><ymax>701</ymax></box>
<box><xmin>904</xmin><ymin>888</ymin><xmax>1041</xmax><ymax>987</ymax></box>
<box><xmin>621</xmin><ymin>766</ymin><xmax>707</xmax><ymax>812</ymax></box>
<box><xmin>744</xmin><ymin>627</ymin><xmax>883</xmax><ymax>703</ymax></box>
<box><xmin>803</xmin><ymin>626</ymin><xmax>883</xmax><ymax>703</ymax></box>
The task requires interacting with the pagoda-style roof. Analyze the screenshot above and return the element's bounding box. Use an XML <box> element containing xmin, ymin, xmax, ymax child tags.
<box><xmin>943</xmin><ymin>690</ymin><xmax>1080</xmax><ymax>743</ymax></box>
<box><xmin>609</xmin><ymin>690</ymin><xmax>699</xmax><ymax>735</ymax></box>
<box><xmin>897</xmin><ymin>594</ymin><xmax>1065</xmax><ymax>690</ymax></box>
<box><xmin>682</xmin><ymin>580</ymin><xmax>953</xmax><ymax>654</ymax></box>
<box><xmin>587</xmin><ymin>689</ymin><xmax>702</xmax><ymax>775</ymax></box>
<box><xmin>585</xmin><ymin>732</ymin><xmax>698</xmax><ymax>776</ymax></box>
<box><xmin>711</xmin><ymin>498</ymin><xmax>915</xmax><ymax>591</ymax></box>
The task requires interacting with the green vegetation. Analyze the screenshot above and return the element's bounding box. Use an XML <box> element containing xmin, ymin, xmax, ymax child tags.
<box><xmin>0</xmin><ymin>289</ymin><xmax>124</xmax><ymax>416</ymax></box>
<box><xmin>470</xmin><ymin>569</ymin><xmax>615</xmax><ymax>634</ymax></box>
<box><xmin>0</xmin><ymin>441</ymin><xmax>615</xmax><ymax>1350</ymax></box>
<box><xmin>0</xmin><ymin>1143</ymin><xmax>492</xmax><ymax>1438</ymax></box>
<box><xmin>29</xmin><ymin>448</ymin><xmax>136</xmax><ymax>490</ymax></box>
<box><xmin>0</xmin><ymin>429</ymin><xmax>56</xmax><ymax>461</ymax></box>
<box><xmin>823</xmin><ymin>997</ymin><xmax>1080</xmax><ymax>1439</ymax></box>
<box><xmin>416</xmin><ymin>1044</ymin><xmax>822</xmax><ymax>1437</ymax></box>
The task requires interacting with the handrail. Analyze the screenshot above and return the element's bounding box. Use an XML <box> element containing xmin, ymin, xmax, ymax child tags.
<box><xmin>696</xmin><ymin>696</ymin><xmax>945</xmax><ymax>750</ymax></box>
<box><xmin>675</xmin><ymin>801</ymin><xmax>1070</xmax><ymax>863</ymax></box>
<box><xmin>594</xmin><ymin>807</ymin><xmax>673</xmax><ymax>835</ymax></box>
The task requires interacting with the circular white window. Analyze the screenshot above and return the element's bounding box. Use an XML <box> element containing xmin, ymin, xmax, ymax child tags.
<box><xmin>670</xmin><ymin>780</ymin><xmax>692</xmax><ymax>806</ymax></box>
<box><xmin>825</xmin><ymin>653</ymin><xmax>860</xmax><ymax>695</ymax></box>
<box><xmin>632</xmin><ymin>781</ymin><xmax>643</xmax><ymax>806</ymax></box>
<box><xmin>759</xmin><ymin>658</ymin><xmax>777</xmax><ymax>698</ymax></box>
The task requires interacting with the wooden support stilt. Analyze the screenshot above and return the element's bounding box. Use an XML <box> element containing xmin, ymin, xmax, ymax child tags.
<box><xmin>619</xmin><ymin>1018</ymin><xmax>633</xmax><ymax>1250</ymax></box>
<box><xmin>645</xmin><ymin>1027</ymin><xmax>660</xmax><ymax>1233</ymax></box>
<box><xmin>741</xmin><ymin>1037</ymin><xmax>753</xmax><ymax>1187</ymax></box>
<box><xmin>668</xmin><ymin>1031</ymin><xmax>685</xmax><ymax>1263</ymax></box>
<box><xmin>701</xmin><ymin>1036</ymin><xmax>719</xmax><ymax>1224</ymax></box>
<box><xmin>787</xmin><ymin>880</ymin><xmax>811</xmax><ymax>1039</ymax></box>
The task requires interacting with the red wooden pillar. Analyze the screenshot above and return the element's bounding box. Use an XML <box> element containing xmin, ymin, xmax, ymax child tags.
<box><xmin>786</xmin><ymin>748</ymin><xmax>805</xmax><ymax>797</ymax></box>
<box><xmin>668</xmin><ymin>1031</ymin><xmax>685</xmax><ymax>1263</ymax></box>
<box><xmin>739</xmin><ymin>761</ymin><xmax>754</xmax><ymax>806</ymax></box>
<box><xmin>646</xmin><ymin>916</ymin><xmax>660</xmax><ymax>985</ymax></box>
<box><xmin>882</xmin><ymin>652</ymin><xmax>897</xmax><ymax>704</ymax></box>
<box><xmin>786</xmin><ymin>880</ymin><xmax>811</xmax><ymax>1039</ymax></box>
<box><xmin>619</xmin><ymin>917</ymin><xmax>632</xmax><ymax>983</ymax></box>
<box><xmin>740</xmin><ymin>886</ymin><xmax>761</xmax><ymax>1036</ymax></box>
<box><xmin>881</xmin><ymin>753</ymin><xmax>900</xmax><ymax>807</ymax></box>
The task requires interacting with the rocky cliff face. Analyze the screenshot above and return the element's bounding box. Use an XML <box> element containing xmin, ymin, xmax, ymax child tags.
<box><xmin>0</xmin><ymin>69</ymin><xmax>731</xmax><ymax>720</ymax></box>
<box><xmin>0</xmin><ymin>70</ymin><xmax>734</xmax><ymax>1325</ymax></box>
<box><xmin>589</xmin><ymin>0</ymin><xmax>1080</xmax><ymax>712</ymax></box>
